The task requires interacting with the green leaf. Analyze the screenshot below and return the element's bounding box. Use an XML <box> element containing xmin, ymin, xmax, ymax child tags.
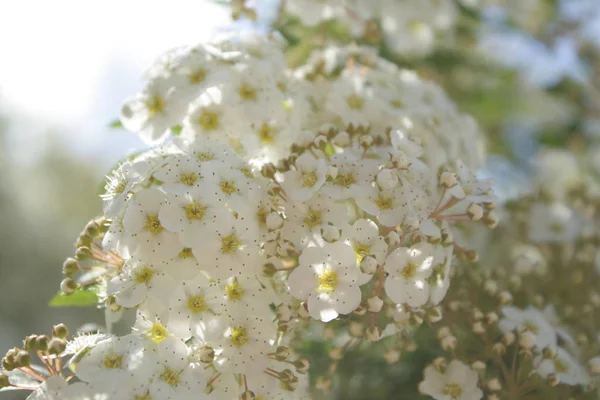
<box><xmin>171</xmin><ymin>125</ymin><xmax>183</xmax><ymax>136</ymax></box>
<box><xmin>108</xmin><ymin>119</ymin><xmax>123</xmax><ymax>129</ymax></box>
<box><xmin>49</xmin><ymin>287</ymin><xmax>99</xmax><ymax>307</ymax></box>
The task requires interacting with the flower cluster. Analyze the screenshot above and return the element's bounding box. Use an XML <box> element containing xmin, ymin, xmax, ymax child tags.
<box><xmin>0</xmin><ymin>30</ymin><xmax>498</xmax><ymax>399</ymax></box>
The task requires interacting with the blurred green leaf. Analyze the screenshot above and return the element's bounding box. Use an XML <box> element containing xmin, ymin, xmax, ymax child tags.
<box><xmin>49</xmin><ymin>287</ymin><xmax>99</xmax><ymax>307</ymax></box>
<box><xmin>108</xmin><ymin>119</ymin><xmax>123</xmax><ymax>129</ymax></box>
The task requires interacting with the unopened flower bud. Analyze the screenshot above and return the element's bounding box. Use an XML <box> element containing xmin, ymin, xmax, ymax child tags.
<box><xmin>329</xmin><ymin>348</ymin><xmax>343</xmax><ymax>361</ymax></box>
<box><xmin>313</xmin><ymin>135</ymin><xmax>328</xmax><ymax>149</ymax></box>
<box><xmin>367</xmin><ymin>296</ymin><xmax>384</xmax><ymax>313</ymax></box>
<box><xmin>467</xmin><ymin>203</ymin><xmax>483</xmax><ymax>221</ymax></box>
<box><xmin>261</xmin><ymin>163</ymin><xmax>276</xmax><ymax>179</ymax></box>
<box><xmin>502</xmin><ymin>332</ymin><xmax>515</xmax><ymax>346</ymax></box>
<box><xmin>276</xmin><ymin>304</ymin><xmax>292</xmax><ymax>322</ymax></box>
<box><xmin>293</xmin><ymin>356</ymin><xmax>310</xmax><ymax>374</ymax></box>
<box><xmin>437</xmin><ymin>327</ymin><xmax>451</xmax><ymax>339</ymax></box>
<box><xmin>472</xmin><ymin>322</ymin><xmax>485</xmax><ymax>334</ymax></box>
<box><xmin>472</xmin><ymin>361</ymin><xmax>486</xmax><ymax>372</ymax></box>
<box><xmin>377</xmin><ymin>169</ymin><xmax>398</xmax><ymax>190</ymax></box>
<box><xmin>519</xmin><ymin>331</ymin><xmax>536</xmax><ymax>349</ymax></box>
<box><xmin>240</xmin><ymin>390</ymin><xmax>256</xmax><ymax>400</ymax></box>
<box><xmin>353</xmin><ymin>305</ymin><xmax>367</xmax><ymax>316</ymax></box>
<box><xmin>547</xmin><ymin>373</ymin><xmax>560</xmax><ymax>387</ymax></box>
<box><xmin>498</xmin><ymin>291</ymin><xmax>513</xmax><ymax>305</ymax></box>
<box><xmin>483</xmin><ymin>280</ymin><xmax>497</xmax><ymax>295</ymax></box>
<box><xmin>316</xmin><ymin>376</ymin><xmax>331</xmax><ymax>391</ymax></box>
<box><xmin>472</xmin><ymin>308</ymin><xmax>484</xmax><ymax>320</ymax></box>
<box><xmin>483</xmin><ymin>211</ymin><xmax>499</xmax><ymax>228</ymax></box>
<box><xmin>433</xmin><ymin>357</ymin><xmax>447</xmax><ymax>371</ymax></box>
<box><xmin>349</xmin><ymin>321</ymin><xmax>364</xmax><ymax>337</ymax></box>
<box><xmin>35</xmin><ymin>335</ymin><xmax>49</xmax><ymax>352</ymax></box>
<box><xmin>85</xmin><ymin>220</ymin><xmax>100</xmax><ymax>237</ymax></box>
<box><xmin>48</xmin><ymin>338</ymin><xmax>66</xmax><ymax>355</ymax></box>
<box><xmin>365</xmin><ymin>326</ymin><xmax>381</xmax><ymax>342</ymax></box>
<box><xmin>23</xmin><ymin>335</ymin><xmax>38</xmax><ymax>351</ymax></box>
<box><xmin>321</xmin><ymin>225</ymin><xmax>340</xmax><ymax>242</ymax></box>
<box><xmin>266</xmin><ymin>212</ymin><xmax>283</xmax><ymax>230</ymax></box>
<box><xmin>359</xmin><ymin>135</ymin><xmax>373</xmax><ymax>148</ymax></box>
<box><xmin>486</xmin><ymin>312</ymin><xmax>499</xmax><ymax>325</ymax></box>
<box><xmin>0</xmin><ymin>373</ymin><xmax>9</xmax><ymax>389</ymax></box>
<box><xmin>199</xmin><ymin>346</ymin><xmax>214</xmax><ymax>363</ymax></box>
<box><xmin>274</xmin><ymin>346</ymin><xmax>290</xmax><ymax>361</ymax></box>
<box><xmin>60</xmin><ymin>278</ymin><xmax>78</xmax><ymax>295</ymax></box>
<box><xmin>492</xmin><ymin>343</ymin><xmax>506</xmax><ymax>356</ymax></box>
<box><xmin>441</xmin><ymin>335</ymin><xmax>457</xmax><ymax>351</ymax></box>
<box><xmin>542</xmin><ymin>347</ymin><xmax>556</xmax><ymax>359</ymax></box>
<box><xmin>386</xmin><ymin>231</ymin><xmax>401</xmax><ymax>247</ymax></box>
<box><xmin>62</xmin><ymin>258</ymin><xmax>79</xmax><ymax>277</ymax></box>
<box><xmin>333</xmin><ymin>131</ymin><xmax>350</xmax><ymax>147</ymax></box>
<box><xmin>588</xmin><ymin>357</ymin><xmax>600</xmax><ymax>374</ymax></box>
<box><xmin>15</xmin><ymin>351</ymin><xmax>30</xmax><ymax>368</ymax></box>
<box><xmin>75</xmin><ymin>247</ymin><xmax>93</xmax><ymax>261</ymax></box>
<box><xmin>263</xmin><ymin>263</ymin><xmax>277</xmax><ymax>277</ymax></box>
<box><xmin>52</xmin><ymin>323</ymin><xmax>69</xmax><ymax>339</ymax></box>
<box><xmin>487</xmin><ymin>378</ymin><xmax>501</xmax><ymax>391</ymax></box>
<box><xmin>440</xmin><ymin>172</ymin><xmax>458</xmax><ymax>188</ymax></box>
<box><xmin>385</xmin><ymin>349</ymin><xmax>401</xmax><ymax>364</ymax></box>
<box><xmin>360</xmin><ymin>256</ymin><xmax>378</xmax><ymax>275</ymax></box>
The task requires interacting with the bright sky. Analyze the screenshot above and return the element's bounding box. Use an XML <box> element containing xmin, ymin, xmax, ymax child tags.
<box><xmin>0</xmin><ymin>0</ymin><xmax>231</xmax><ymax>166</ymax></box>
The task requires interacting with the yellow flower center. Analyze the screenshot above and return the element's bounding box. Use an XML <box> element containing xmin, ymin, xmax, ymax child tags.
<box><xmin>221</xmin><ymin>233</ymin><xmax>242</xmax><ymax>254</ymax></box>
<box><xmin>239</xmin><ymin>84</ymin><xmax>257</xmax><ymax>101</ymax></box>
<box><xmin>178</xmin><ymin>247</ymin><xmax>194</xmax><ymax>259</ymax></box>
<box><xmin>147</xmin><ymin>322</ymin><xmax>168</xmax><ymax>343</ymax></box>
<box><xmin>219</xmin><ymin>180</ymin><xmax>237</xmax><ymax>195</ymax></box>
<box><xmin>442</xmin><ymin>383</ymin><xmax>463</xmax><ymax>399</ymax></box>
<box><xmin>184</xmin><ymin>200</ymin><xmax>206</xmax><ymax>221</ymax></box>
<box><xmin>258</xmin><ymin>123</ymin><xmax>276</xmax><ymax>144</ymax></box>
<box><xmin>134</xmin><ymin>392</ymin><xmax>152</xmax><ymax>400</ymax></box>
<box><xmin>301</xmin><ymin>171</ymin><xmax>319</xmax><ymax>188</ymax></box>
<box><xmin>353</xmin><ymin>243</ymin><xmax>372</xmax><ymax>263</ymax></box>
<box><xmin>225</xmin><ymin>278</ymin><xmax>245</xmax><ymax>301</ymax></box>
<box><xmin>318</xmin><ymin>270</ymin><xmax>339</xmax><ymax>292</ymax></box>
<box><xmin>390</xmin><ymin>99</ymin><xmax>405</xmax><ymax>109</ymax></box>
<box><xmin>187</xmin><ymin>295</ymin><xmax>207</xmax><ymax>313</ymax></box>
<box><xmin>401</xmin><ymin>263</ymin><xmax>418</xmax><ymax>279</ymax></box>
<box><xmin>146</xmin><ymin>95</ymin><xmax>165</xmax><ymax>116</ymax></box>
<box><xmin>102</xmin><ymin>353</ymin><xmax>123</xmax><ymax>369</ymax></box>
<box><xmin>197</xmin><ymin>151</ymin><xmax>215</xmax><ymax>161</ymax></box>
<box><xmin>160</xmin><ymin>367</ymin><xmax>180</xmax><ymax>387</ymax></box>
<box><xmin>375</xmin><ymin>194</ymin><xmax>393</xmax><ymax>210</ymax></box>
<box><xmin>230</xmin><ymin>327</ymin><xmax>249</xmax><ymax>347</ymax></box>
<box><xmin>178</xmin><ymin>172</ymin><xmax>199</xmax><ymax>186</ymax></box>
<box><xmin>346</xmin><ymin>94</ymin><xmax>363</xmax><ymax>110</ymax></box>
<box><xmin>144</xmin><ymin>214</ymin><xmax>163</xmax><ymax>235</ymax></box>
<box><xmin>334</xmin><ymin>172</ymin><xmax>356</xmax><ymax>187</ymax></box>
<box><xmin>198</xmin><ymin>111</ymin><xmax>220</xmax><ymax>131</ymax></box>
<box><xmin>189</xmin><ymin>69</ymin><xmax>207</xmax><ymax>84</ymax></box>
<box><xmin>523</xmin><ymin>321</ymin><xmax>539</xmax><ymax>334</ymax></box>
<box><xmin>240</xmin><ymin>167</ymin><xmax>254</xmax><ymax>179</ymax></box>
<box><xmin>303</xmin><ymin>208</ymin><xmax>322</xmax><ymax>228</ymax></box>
<box><xmin>135</xmin><ymin>266</ymin><xmax>154</xmax><ymax>284</ymax></box>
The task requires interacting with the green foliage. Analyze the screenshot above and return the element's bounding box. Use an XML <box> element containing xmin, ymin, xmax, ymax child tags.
<box><xmin>49</xmin><ymin>286</ymin><xmax>100</xmax><ymax>307</ymax></box>
<box><xmin>109</xmin><ymin>119</ymin><xmax>123</xmax><ymax>129</ymax></box>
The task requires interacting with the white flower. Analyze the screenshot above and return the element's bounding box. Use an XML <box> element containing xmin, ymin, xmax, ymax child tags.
<box><xmin>321</xmin><ymin>152</ymin><xmax>380</xmax><ymax>200</ymax></box>
<box><xmin>288</xmin><ymin>242</ymin><xmax>363</xmax><ymax>322</ymax></box>
<box><xmin>280</xmin><ymin>153</ymin><xmax>328</xmax><ymax>201</ymax></box>
<box><xmin>499</xmin><ymin>306</ymin><xmax>557</xmax><ymax>350</ymax></box>
<box><xmin>286</xmin><ymin>0</ymin><xmax>343</xmax><ymax>26</ymax></box>
<box><xmin>419</xmin><ymin>360</ymin><xmax>483</xmax><ymax>400</ymax></box>
<box><xmin>528</xmin><ymin>203</ymin><xmax>580</xmax><ymax>243</ymax></box>
<box><xmin>102</xmin><ymin>159</ymin><xmax>150</xmax><ymax>217</ymax></box>
<box><xmin>536</xmin><ymin>347</ymin><xmax>589</xmax><ymax>386</ymax></box>
<box><xmin>107</xmin><ymin>259</ymin><xmax>173</xmax><ymax>308</ymax></box>
<box><xmin>384</xmin><ymin>243</ymin><xmax>436</xmax><ymax>307</ymax></box>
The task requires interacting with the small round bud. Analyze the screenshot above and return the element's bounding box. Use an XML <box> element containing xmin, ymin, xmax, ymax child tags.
<box><xmin>483</xmin><ymin>211</ymin><xmax>499</xmax><ymax>229</ymax></box>
<box><xmin>15</xmin><ymin>351</ymin><xmax>30</xmax><ymax>368</ymax></box>
<box><xmin>542</xmin><ymin>347</ymin><xmax>556</xmax><ymax>359</ymax></box>
<box><xmin>441</xmin><ymin>335</ymin><xmax>457</xmax><ymax>351</ymax></box>
<box><xmin>62</xmin><ymin>258</ymin><xmax>79</xmax><ymax>277</ymax></box>
<box><xmin>240</xmin><ymin>391</ymin><xmax>255</xmax><ymax>400</ymax></box>
<box><xmin>359</xmin><ymin>135</ymin><xmax>373</xmax><ymax>148</ymax></box>
<box><xmin>75</xmin><ymin>247</ymin><xmax>93</xmax><ymax>261</ymax></box>
<box><xmin>500</xmin><ymin>331</ymin><xmax>515</xmax><ymax>346</ymax></box>
<box><xmin>385</xmin><ymin>349</ymin><xmax>401</xmax><ymax>364</ymax></box>
<box><xmin>313</xmin><ymin>135</ymin><xmax>328</xmax><ymax>149</ymax></box>
<box><xmin>75</xmin><ymin>234</ymin><xmax>93</xmax><ymax>248</ymax></box>
<box><xmin>333</xmin><ymin>131</ymin><xmax>350</xmax><ymax>147</ymax></box>
<box><xmin>321</xmin><ymin>225</ymin><xmax>341</xmax><ymax>242</ymax></box>
<box><xmin>518</xmin><ymin>331</ymin><xmax>536</xmax><ymax>349</ymax></box>
<box><xmin>465</xmin><ymin>249</ymin><xmax>479</xmax><ymax>262</ymax></box>
<box><xmin>262</xmin><ymin>263</ymin><xmax>277</xmax><ymax>278</ymax></box>
<box><xmin>486</xmin><ymin>312</ymin><xmax>499</xmax><ymax>325</ymax></box>
<box><xmin>588</xmin><ymin>357</ymin><xmax>600</xmax><ymax>374</ymax></box>
<box><xmin>365</xmin><ymin>326</ymin><xmax>381</xmax><ymax>342</ymax></box>
<box><xmin>265</xmin><ymin>212</ymin><xmax>283</xmax><ymax>230</ymax></box>
<box><xmin>439</xmin><ymin>172</ymin><xmax>458</xmax><ymax>188</ymax></box>
<box><xmin>376</xmin><ymin>169</ymin><xmax>398</xmax><ymax>190</ymax></box>
<box><xmin>1</xmin><ymin>355</ymin><xmax>15</xmax><ymax>372</ymax></box>
<box><xmin>472</xmin><ymin>322</ymin><xmax>485</xmax><ymax>335</ymax></box>
<box><xmin>316</xmin><ymin>376</ymin><xmax>331</xmax><ymax>391</ymax></box>
<box><xmin>472</xmin><ymin>308</ymin><xmax>484</xmax><ymax>320</ymax></box>
<box><xmin>276</xmin><ymin>304</ymin><xmax>292</xmax><ymax>322</ymax></box>
<box><xmin>279</xmin><ymin>369</ymin><xmax>296</xmax><ymax>382</ymax></box>
<box><xmin>60</xmin><ymin>278</ymin><xmax>78</xmax><ymax>295</ymax></box>
<box><xmin>274</xmin><ymin>346</ymin><xmax>290</xmax><ymax>361</ymax></box>
<box><xmin>498</xmin><ymin>291</ymin><xmax>513</xmax><ymax>305</ymax></box>
<box><xmin>84</xmin><ymin>220</ymin><xmax>100</xmax><ymax>237</ymax></box>
<box><xmin>0</xmin><ymin>373</ymin><xmax>9</xmax><ymax>389</ymax></box>
<box><xmin>433</xmin><ymin>357</ymin><xmax>447</xmax><ymax>371</ymax></box>
<box><xmin>386</xmin><ymin>231</ymin><xmax>401</xmax><ymax>247</ymax></box>
<box><xmin>547</xmin><ymin>373</ymin><xmax>560</xmax><ymax>387</ymax></box>
<box><xmin>349</xmin><ymin>321</ymin><xmax>364</xmax><ymax>337</ymax></box>
<box><xmin>367</xmin><ymin>296</ymin><xmax>383</xmax><ymax>313</ymax></box>
<box><xmin>471</xmin><ymin>361</ymin><xmax>486</xmax><ymax>372</ymax></box>
<box><xmin>437</xmin><ymin>327</ymin><xmax>452</xmax><ymax>340</ymax></box>
<box><xmin>483</xmin><ymin>280</ymin><xmax>497</xmax><ymax>295</ymax></box>
<box><xmin>261</xmin><ymin>163</ymin><xmax>276</xmax><ymax>179</ymax></box>
<box><xmin>23</xmin><ymin>335</ymin><xmax>38</xmax><ymax>351</ymax></box>
<box><xmin>35</xmin><ymin>335</ymin><xmax>49</xmax><ymax>352</ymax></box>
<box><xmin>293</xmin><ymin>357</ymin><xmax>310</xmax><ymax>374</ymax></box>
<box><xmin>199</xmin><ymin>346</ymin><xmax>215</xmax><ymax>363</ymax></box>
<box><xmin>467</xmin><ymin>203</ymin><xmax>484</xmax><ymax>221</ymax></box>
<box><xmin>52</xmin><ymin>323</ymin><xmax>69</xmax><ymax>339</ymax></box>
<box><xmin>360</xmin><ymin>256</ymin><xmax>378</xmax><ymax>275</ymax></box>
<box><xmin>48</xmin><ymin>338</ymin><xmax>66</xmax><ymax>355</ymax></box>
<box><xmin>487</xmin><ymin>378</ymin><xmax>501</xmax><ymax>391</ymax></box>
<box><xmin>492</xmin><ymin>343</ymin><xmax>506</xmax><ymax>356</ymax></box>
<box><xmin>329</xmin><ymin>348</ymin><xmax>343</xmax><ymax>361</ymax></box>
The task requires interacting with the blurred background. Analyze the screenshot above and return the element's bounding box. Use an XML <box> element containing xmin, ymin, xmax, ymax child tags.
<box><xmin>1</xmin><ymin>0</ymin><xmax>600</xmax><ymax>398</ymax></box>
